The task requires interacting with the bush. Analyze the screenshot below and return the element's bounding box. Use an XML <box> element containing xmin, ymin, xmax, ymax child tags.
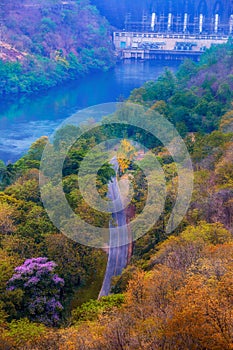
<box><xmin>72</xmin><ymin>294</ymin><xmax>124</xmax><ymax>322</ymax></box>
<box><xmin>4</xmin><ymin>318</ymin><xmax>46</xmax><ymax>348</ymax></box>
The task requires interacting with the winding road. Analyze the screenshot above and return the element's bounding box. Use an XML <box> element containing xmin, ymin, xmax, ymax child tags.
<box><xmin>98</xmin><ymin>157</ymin><xmax>129</xmax><ymax>298</ymax></box>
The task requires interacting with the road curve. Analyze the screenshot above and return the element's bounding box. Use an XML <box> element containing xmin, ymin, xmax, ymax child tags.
<box><xmin>98</xmin><ymin>158</ymin><xmax>129</xmax><ymax>298</ymax></box>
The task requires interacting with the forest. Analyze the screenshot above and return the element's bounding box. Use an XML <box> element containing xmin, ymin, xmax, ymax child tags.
<box><xmin>0</xmin><ymin>38</ymin><xmax>232</xmax><ymax>349</ymax></box>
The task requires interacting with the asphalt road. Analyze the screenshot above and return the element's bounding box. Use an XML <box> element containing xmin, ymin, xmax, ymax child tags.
<box><xmin>98</xmin><ymin>158</ymin><xmax>129</xmax><ymax>298</ymax></box>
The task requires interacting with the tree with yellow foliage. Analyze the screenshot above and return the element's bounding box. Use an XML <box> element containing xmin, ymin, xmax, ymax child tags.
<box><xmin>117</xmin><ymin>139</ymin><xmax>136</xmax><ymax>174</ymax></box>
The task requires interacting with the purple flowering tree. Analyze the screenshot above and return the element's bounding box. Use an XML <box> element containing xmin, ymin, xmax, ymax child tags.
<box><xmin>7</xmin><ymin>257</ymin><xmax>64</xmax><ymax>326</ymax></box>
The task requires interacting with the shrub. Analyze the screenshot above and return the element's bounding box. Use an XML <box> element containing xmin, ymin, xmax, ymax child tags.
<box><xmin>4</xmin><ymin>318</ymin><xmax>46</xmax><ymax>348</ymax></box>
<box><xmin>72</xmin><ymin>294</ymin><xmax>124</xmax><ymax>323</ymax></box>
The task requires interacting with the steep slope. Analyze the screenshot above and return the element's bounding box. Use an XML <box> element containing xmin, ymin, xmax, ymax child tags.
<box><xmin>0</xmin><ymin>0</ymin><xmax>115</xmax><ymax>96</ymax></box>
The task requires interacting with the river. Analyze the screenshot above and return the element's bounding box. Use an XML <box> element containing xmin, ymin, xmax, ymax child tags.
<box><xmin>0</xmin><ymin>60</ymin><xmax>180</xmax><ymax>163</ymax></box>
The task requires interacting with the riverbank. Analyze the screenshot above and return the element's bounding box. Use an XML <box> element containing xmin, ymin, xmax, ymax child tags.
<box><xmin>0</xmin><ymin>56</ymin><xmax>116</xmax><ymax>101</ymax></box>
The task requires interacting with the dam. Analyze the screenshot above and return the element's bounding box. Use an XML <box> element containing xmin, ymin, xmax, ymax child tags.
<box><xmin>92</xmin><ymin>0</ymin><xmax>233</xmax><ymax>60</ymax></box>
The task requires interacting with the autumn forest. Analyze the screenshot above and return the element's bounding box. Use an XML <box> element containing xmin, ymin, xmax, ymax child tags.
<box><xmin>0</xmin><ymin>1</ymin><xmax>233</xmax><ymax>349</ymax></box>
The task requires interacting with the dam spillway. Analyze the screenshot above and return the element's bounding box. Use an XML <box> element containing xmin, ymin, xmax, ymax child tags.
<box><xmin>91</xmin><ymin>1</ymin><xmax>233</xmax><ymax>35</ymax></box>
<box><xmin>92</xmin><ymin>0</ymin><xmax>232</xmax><ymax>60</ymax></box>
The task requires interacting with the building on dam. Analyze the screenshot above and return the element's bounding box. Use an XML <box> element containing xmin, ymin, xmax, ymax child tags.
<box><xmin>94</xmin><ymin>0</ymin><xmax>233</xmax><ymax>60</ymax></box>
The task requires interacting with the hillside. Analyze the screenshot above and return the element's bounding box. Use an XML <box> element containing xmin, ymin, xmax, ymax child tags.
<box><xmin>0</xmin><ymin>43</ymin><xmax>233</xmax><ymax>349</ymax></box>
<box><xmin>0</xmin><ymin>0</ymin><xmax>115</xmax><ymax>97</ymax></box>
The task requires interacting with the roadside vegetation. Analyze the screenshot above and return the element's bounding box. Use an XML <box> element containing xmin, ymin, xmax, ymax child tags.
<box><xmin>0</xmin><ymin>41</ymin><xmax>233</xmax><ymax>349</ymax></box>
